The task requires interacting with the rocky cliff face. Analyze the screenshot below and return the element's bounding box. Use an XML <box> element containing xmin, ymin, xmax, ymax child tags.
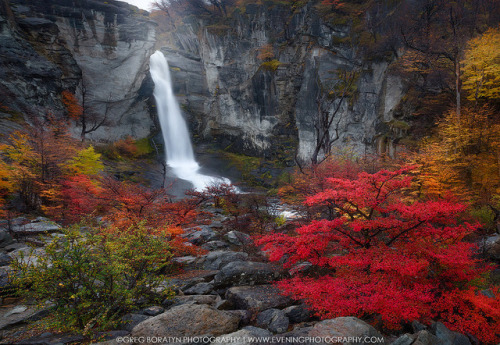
<box><xmin>0</xmin><ymin>0</ymin><xmax>407</xmax><ymax>162</ymax></box>
<box><xmin>162</xmin><ymin>3</ymin><xmax>406</xmax><ymax>162</ymax></box>
<box><xmin>0</xmin><ymin>0</ymin><xmax>156</xmax><ymax>141</ymax></box>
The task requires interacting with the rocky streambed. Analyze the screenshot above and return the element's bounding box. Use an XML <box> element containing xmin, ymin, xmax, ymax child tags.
<box><xmin>0</xmin><ymin>212</ymin><xmax>493</xmax><ymax>345</ymax></box>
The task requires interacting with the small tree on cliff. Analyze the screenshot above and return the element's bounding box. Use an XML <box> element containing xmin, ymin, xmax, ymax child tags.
<box><xmin>62</xmin><ymin>84</ymin><xmax>110</xmax><ymax>142</ymax></box>
<box><xmin>257</xmin><ymin>166</ymin><xmax>500</xmax><ymax>343</ymax></box>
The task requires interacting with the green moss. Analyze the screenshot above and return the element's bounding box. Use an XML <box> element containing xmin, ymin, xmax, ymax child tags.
<box><xmin>134</xmin><ymin>137</ymin><xmax>154</xmax><ymax>156</ymax></box>
<box><xmin>260</xmin><ymin>59</ymin><xmax>282</xmax><ymax>72</ymax></box>
<box><xmin>388</xmin><ymin>120</ymin><xmax>411</xmax><ymax>131</ymax></box>
<box><xmin>223</xmin><ymin>151</ymin><xmax>262</xmax><ymax>183</ymax></box>
<box><xmin>0</xmin><ymin>107</ymin><xmax>25</xmax><ymax>124</ymax></box>
<box><xmin>170</xmin><ymin>67</ymin><xmax>181</xmax><ymax>72</ymax></box>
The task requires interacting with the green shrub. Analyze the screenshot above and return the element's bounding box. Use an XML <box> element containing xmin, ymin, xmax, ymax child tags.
<box><xmin>274</xmin><ymin>214</ymin><xmax>286</xmax><ymax>227</ymax></box>
<box><xmin>260</xmin><ymin>59</ymin><xmax>282</xmax><ymax>72</ymax></box>
<box><xmin>11</xmin><ymin>224</ymin><xmax>175</xmax><ymax>335</ymax></box>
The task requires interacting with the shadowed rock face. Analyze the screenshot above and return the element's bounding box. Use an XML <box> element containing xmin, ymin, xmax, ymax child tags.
<box><xmin>161</xmin><ymin>3</ymin><xmax>407</xmax><ymax>161</ymax></box>
<box><xmin>0</xmin><ymin>0</ymin><xmax>406</xmax><ymax>162</ymax></box>
<box><xmin>0</xmin><ymin>0</ymin><xmax>156</xmax><ymax>142</ymax></box>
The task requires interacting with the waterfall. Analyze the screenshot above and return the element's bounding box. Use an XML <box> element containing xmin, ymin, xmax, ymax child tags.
<box><xmin>149</xmin><ymin>50</ymin><xmax>230</xmax><ymax>191</ymax></box>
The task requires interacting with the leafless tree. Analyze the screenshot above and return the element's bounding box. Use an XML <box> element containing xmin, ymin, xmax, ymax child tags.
<box><xmin>79</xmin><ymin>80</ymin><xmax>111</xmax><ymax>141</ymax></box>
<box><xmin>310</xmin><ymin>69</ymin><xmax>357</xmax><ymax>165</ymax></box>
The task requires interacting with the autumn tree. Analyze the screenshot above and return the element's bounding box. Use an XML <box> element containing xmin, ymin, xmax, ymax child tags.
<box><xmin>258</xmin><ymin>166</ymin><xmax>500</xmax><ymax>342</ymax></box>
<box><xmin>399</xmin><ymin>0</ymin><xmax>499</xmax><ymax>119</ymax></box>
<box><xmin>462</xmin><ymin>26</ymin><xmax>500</xmax><ymax>102</ymax></box>
<box><xmin>412</xmin><ymin>105</ymin><xmax>500</xmax><ymax>206</ymax></box>
<box><xmin>1</xmin><ymin>116</ymin><xmax>104</xmax><ymax>213</ymax></box>
<box><xmin>61</xmin><ymin>87</ymin><xmax>110</xmax><ymax>142</ymax></box>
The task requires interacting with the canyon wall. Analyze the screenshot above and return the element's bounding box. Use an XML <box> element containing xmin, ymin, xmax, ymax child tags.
<box><xmin>0</xmin><ymin>0</ymin><xmax>407</xmax><ymax>162</ymax></box>
<box><xmin>161</xmin><ymin>3</ymin><xmax>407</xmax><ymax>162</ymax></box>
<box><xmin>0</xmin><ymin>0</ymin><xmax>156</xmax><ymax>141</ymax></box>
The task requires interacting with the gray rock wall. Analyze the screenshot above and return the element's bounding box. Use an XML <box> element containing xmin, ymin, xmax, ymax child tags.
<box><xmin>161</xmin><ymin>3</ymin><xmax>406</xmax><ymax>162</ymax></box>
<box><xmin>0</xmin><ymin>0</ymin><xmax>156</xmax><ymax>142</ymax></box>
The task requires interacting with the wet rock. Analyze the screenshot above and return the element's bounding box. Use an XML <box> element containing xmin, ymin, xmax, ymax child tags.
<box><xmin>215</xmin><ymin>298</ymin><xmax>233</xmax><ymax>310</ymax></box>
<box><xmin>0</xmin><ymin>305</ymin><xmax>51</xmax><ymax>330</ymax></box>
<box><xmin>225</xmin><ymin>285</ymin><xmax>293</xmax><ymax>312</ymax></box>
<box><xmin>289</xmin><ymin>262</ymin><xmax>313</xmax><ymax>276</ymax></box>
<box><xmin>202</xmin><ymin>240</ymin><xmax>230</xmax><ymax>251</ymax></box>
<box><xmin>414</xmin><ymin>330</ymin><xmax>441</xmax><ymax>345</ymax></box>
<box><xmin>430</xmin><ymin>322</ymin><xmax>471</xmax><ymax>345</ymax></box>
<box><xmin>203</xmin><ymin>251</ymin><xmax>249</xmax><ymax>270</ymax></box>
<box><xmin>412</xmin><ymin>320</ymin><xmax>428</xmax><ymax>333</ymax></box>
<box><xmin>131</xmin><ymin>304</ymin><xmax>241</xmax><ymax>339</ymax></box>
<box><xmin>183</xmin><ymin>282</ymin><xmax>215</xmax><ymax>295</ymax></box>
<box><xmin>0</xmin><ymin>266</ymin><xmax>10</xmax><ymax>289</ymax></box>
<box><xmin>141</xmin><ymin>306</ymin><xmax>165</xmax><ymax>316</ymax></box>
<box><xmin>309</xmin><ymin>317</ymin><xmax>384</xmax><ymax>345</ymax></box>
<box><xmin>256</xmin><ymin>308</ymin><xmax>289</xmax><ymax>334</ymax></box>
<box><xmin>283</xmin><ymin>305</ymin><xmax>311</xmax><ymax>323</ymax></box>
<box><xmin>0</xmin><ymin>229</ymin><xmax>14</xmax><ymax>248</ymax></box>
<box><xmin>483</xmin><ymin>235</ymin><xmax>500</xmax><ymax>260</ymax></box>
<box><xmin>164</xmin><ymin>295</ymin><xmax>218</xmax><ymax>308</ymax></box>
<box><xmin>392</xmin><ymin>334</ymin><xmax>416</xmax><ymax>345</ymax></box>
<box><xmin>214</xmin><ymin>261</ymin><xmax>286</xmax><ymax>288</ymax></box>
<box><xmin>226</xmin><ymin>310</ymin><xmax>252</xmax><ymax>326</ymax></box>
<box><xmin>182</xmin><ymin>226</ymin><xmax>219</xmax><ymax>245</ymax></box>
<box><xmin>0</xmin><ymin>252</ymin><xmax>12</xmax><ymax>266</ymax></box>
<box><xmin>209</xmin><ymin>221</ymin><xmax>224</xmax><ymax>229</ymax></box>
<box><xmin>120</xmin><ymin>313</ymin><xmax>151</xmax><ymax>332</ymax></box>
<box><xmin>171</xmin><ymin>255</ymin><xmax>198</xmax><ymax>265</ymax></box>
<box><xmin>10</xmin><ymin>220</ymin><xmax>61</xmax><ymax>235</ymax></box>
<box><xmin>225</xmin><ymin>231</ymin><xmax>252</xmax><ymax>246</ymax></box>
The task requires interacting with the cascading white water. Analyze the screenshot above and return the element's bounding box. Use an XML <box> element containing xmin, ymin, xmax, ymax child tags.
<box><xmin>150</xmin><ymin>50</ymin><xmax>230</xmax><ymax>191</ymax></box>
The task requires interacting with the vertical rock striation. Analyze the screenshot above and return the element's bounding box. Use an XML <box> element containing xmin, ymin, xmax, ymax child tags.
<box><xmin>161</xmin><ymin>2</ymin><xmax>407</xmax><ymax>162</ymax></box>
<box><xmin>0</xmin><ymin>0</ymin><xmax>156</xmax><ymax>141</ymax></box>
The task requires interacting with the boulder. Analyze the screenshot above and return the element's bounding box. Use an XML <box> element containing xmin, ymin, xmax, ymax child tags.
<box><xmin>392</xmin><ymin>334</ymin><xmax>416</xmax><ymax>345</ymax></box>
<box><xmin>211</xmin><ymin>326</ymin><xmax>272</xmax><ymax>345</ymax></box>
<box><xmin>0</xmin><ymin>305</ymin><xmax>51</xmax><ymax>330</ymax></box>
<box><xmin>225</xmin><ymin>231</ymin><xmax>252</xmax><ymax>246</ymax></box>
<box><xmin>0</xmin><ymin>252</ymin><xmax>12</xmax><ymax>266</ymax></box>
<box><xmin>430</xmin><ymin>322</ymin><xmax>471</xmax><ymax>345</ymax></box>
<box><xmin>183</xmin><ymin>282</ymin><xmax>215</xmax><ymax>295</ymax></box>
<box><xmin>256</xmin><ymin>308</ymin><xmax>289</xmax><ymax>334</ymax></box>
<box><xmin>272</xmin><ymin>326</ymin><xmax>314</xmax><ymax>345</ymax></box>
<box><xmin>171</xmin><ymin>256</ymin><xmax>197</xmax><ymax>265</ymax></box>
<box><xmin>283</xmin><ymin>305</ymin><xmax>311</xmax><ymax>323</ymax></box>
<box><xmin>182</xmin><ymin>226</ymin><xmax>219</xmax><ymax>245</ymax></box>
<box><xmin>131</xmin><ymin>304</ymin><xmax>241</xmax><ymax>339</ymax></box>
<box><xmin>309</xmin><ymin>317</ymin><xmax>384</xmax><ymax>345</ymax></box>
<box><xmin>214</xmin><ymin>261</ymin><xmax>285</xmax><ymax>287</ymax></box>
<box><xmin>203</xmin><ymin>251</ymin><xmax>249</xmax><ymax>270</ymax></box>
<box><xmin>483</xmin><ymin>234</ymin><xmax>500</xmax><ymax>260</ymax></box>
<box><xmin>10</xmin><ymin>220</ymin><xmax>61</xmax><ymax>235</ymax></box>
<box><xmin>202</xmin><ymin>241</ymin><xmax>230</xmax><ymax>251</ymax></box>
<box><xmin>413</xmin><ymin>330</ymin><xmax>441</xmax><ymax>345</ymax></box>
<box><xmin>120</xmin><ymin>313</ymin><xmax>151</xmax><ymax>332</ymax></box>
<box><xmin>141</xmin><ymin>306</ymin><xmax>165</xmax><ymax>316</ymax></box>
<box><xmin>164</xmin><ymin>295</ymin><xmax>218</xmax><ymax>308</ymax></box>
<box><xmin>225</xmin><ymin>285</ymin><xmax>293</xmax><ymax>312</ymax></box>
<box><xmin>0</xmin><ymin>229</ymin><xmax>14</xmax><ymax>248</ymax></box>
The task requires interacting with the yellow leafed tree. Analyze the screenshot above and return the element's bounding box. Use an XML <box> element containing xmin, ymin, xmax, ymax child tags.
<box><xmin>462</xmin><ymin>26</ymin><xmax>500</xmax><ymax>102</ymax></box>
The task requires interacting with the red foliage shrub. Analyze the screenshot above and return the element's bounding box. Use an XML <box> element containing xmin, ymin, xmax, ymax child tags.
<box><xmin>257</xmin><ymin>165</ymin><xmax>500</xmax><ymax>342</ymax></box>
